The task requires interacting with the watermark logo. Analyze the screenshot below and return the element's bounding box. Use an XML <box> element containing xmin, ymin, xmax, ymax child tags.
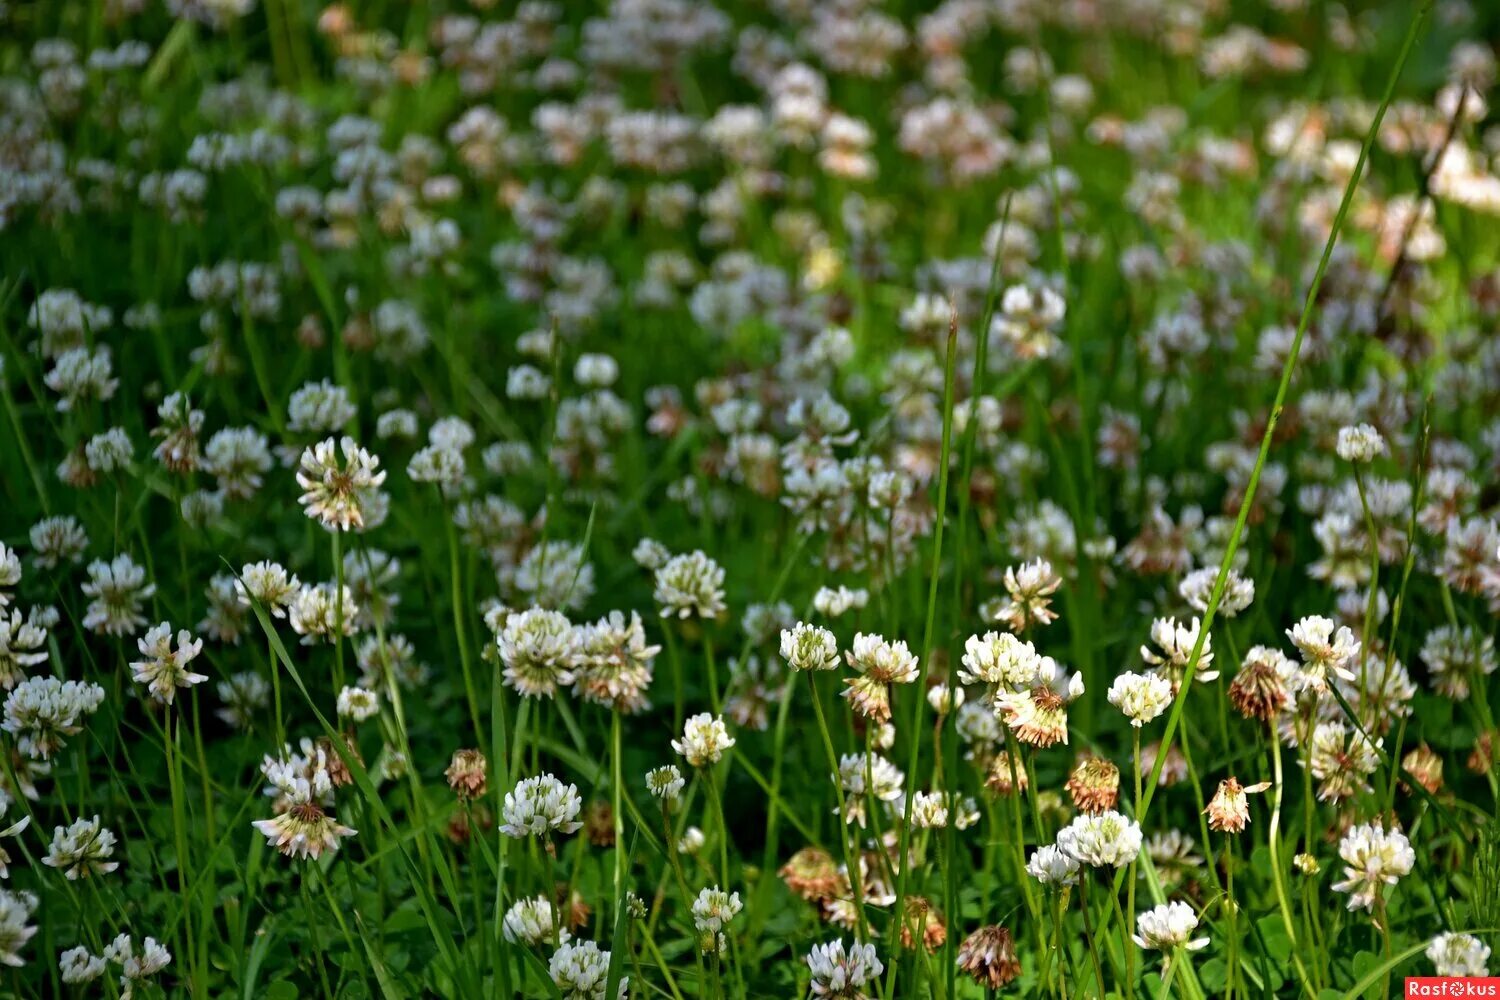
<box><xmin>1406</xmin><ymin>979</ymin><xmax>1500</xmax><ymax>998</ymax></box>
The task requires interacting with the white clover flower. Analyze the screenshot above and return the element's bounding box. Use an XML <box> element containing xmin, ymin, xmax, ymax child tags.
<box><xmin>204</xmin><ymin>426</ymin><xmax>272</xmax><ymax>498</ymax></box>
<box><xmin>574</xmin><ymin>353</ymin><xmax>619</xmax><ymax>387</ymax></box>
<box><xmin>43</xmin><ymin>816</ymin><xmax>118</xmax><ymax>880</ymax></box>
<box><xmin>151</xmin><ymin>391</ymin><xmax>204</xmax><ymax>472</ymax></box>
<box><xmin>678</xmin><ymin>826</ymin><xmax>706</xmax><ymax>855</ymax></box>
<box><xmin>83</xmin><ymin>427</ymin><xmax>134</xmax><ymax>473</ymax></box>
<box><xmin>780</xmin><ymin>622</ymin><xmax>839</xmax><ymax>671</ymax></box>
<box><xmin>215</xmin><ymin>671</ymin><xmax>270</xmax><ymax>729</ymax></box>
<box><xmin>130</xmin><ymin>623</ymin><xmax>207</xmax><ymax>705</ymax></box>
<box><xmin>1056</xmin><ymin>810</ymin><xmax>1143</xmax><ymax>868</ymax></box>
<box><xmin>1421</xmin><ymin>625</ymin><xmax>1497</xmax><ymax>701</ymax></box>
<box><xmin>503</xmin><ymin>896</ymin><xmax>568</xmax><ymax>946</ymax></box>
<box><xmin>28</xmin><ymin>288</ymin><xmax>110</xmax><ymax>356</ymax></box>
<box><xmin>806</xmin><ymin>938</ymin><xmax>884</xmax><ymax>999</ymax></box>
<box><xmin>993</xmin><ymin>559</ymin><xmax>1063</xmax><ymax>631</ymax></box>
<box><xmin>865</xmin><ymin>469</ymin><xmax>911</xmax><ymax>510</ymax></box>
<box><xmin>427</xmin><ymin>416</ymin><xmax>475</xmax><ymax>451</ymax></box>
<box><xmin>959</xmin><ymin>631</ymin><xmax>1040</xmax><ymax>687</ymax></box>
<box><xmin>549</xmin><ymin>939</ymin><xmax>626</xmax><ymax>999</ymax></box>
<box><xmin>632</xmin><ymin>538</ymin><xmax>670</xmax><ymax>570</ymax></box>
<box><xmin>954</xmin><ymin>701</ymin><xmax>1002</xmax><ymax>746</ymax></box>
<box><xmin>286</xmin><ymin>379</ymin><xmax>356</xmax><ymax>434</ymax></box>
<box><xmin>572</xmin><ymin>610</ymin><xmax>658</xmax><ymax>712</ymax></box>
<box><xmin>910</xmin><ymin>790</ymin><xmax>949</xmax><ymax>829</ymax></box>
<box><xmin>499</xmin><ymin>608</ymin><xmax>579</xmax><ymax>698</ymax></box>
<box><xmin>252</xmin><ymin>760</ymin><xmax>356</xmax><ymax>861</ymax></box>
<box><xmin>0</xmin><ymin>890</ymin><xmax>37</xmax><ymax>967</ymax></box>
<box><xmin>506</xmin><ymin>364</ymin><xmax>551</xmax><ymax>401</ymax></box>
<box><xmin>3</xmin><ymin>676</ymin><xmax>106</xmax><ymax>760</ymax></box>
<box><xmin>514</xmin><ymin>541</ymin><xmax>595</xmax><ymax>612</ymax></box>
<box><xmin>235</xmin><ymin>561</ymin><xmax>301</xmax><ymax>617</ymax></box>
<box><xmin>993</xmin><ymin>283</ymin><xmax>1065</xmax><ymax>360</ymax></box>
<box><xmin>993</xmin><ymin>657</ymin><xmax>1085</xmax><ymax>748</ymax></box>
<box><xmin>1026</xmin><ymin>844</ymin><xmax>1081</xmax><ymax>886</ymax></box>
<box><xmin>287</xmin><ymin>584</ymin><xmax>359</xmax><ymax>645</ymax></box>
<box><xmin>406</xmin><ymin>444</ymin><xmax>466</xmax><ymax>486</ymax></box>
<box><xmin>691</xmin><ymin>886</ymin><xmax>742</xmax><ymax>936</ymax></box>
<box><xmin>645</xmin><ymin>765</ymin><xmax>685</xmax><ymax>804</ymax></box>
<box><xmin>672</xmin><ymin>713</ymin><xmax>735</xmax><ymax>768</ymax></box>
<box><xmin>336</xmin><ymin>686</ymin><xmax>379</xmax><ymax>722</ymax></box>
<box><xmin>653</xmin><ymin>551</ymin><xmax>727</xmax><ymax>620</ymax></box>
<box><xmin>376</xmin><ymin>409</ymin><xmax>419</xmax><ymax>440</ymax></box>
<box><xmin>1141</xmin><ymin>616</ymin><xmax>1216</xmax><ymax>686</ymax></box>
<box><xmin>59</xmin><ymin>945</ymin><xmax>106</xmax><ymax>983</ymax></box>
<box><xmin>1309</xmin><ymin>721</ymin><xmax>1381</xmax><ymax>801</ymax></box>
<box><xmin>105</xmin><ymin>933</ymin><xmax>171</xmax><ymax>982</ymax></box>
<box><xmin>28</xmin><ymin>516</ymin><xmax>88</xmax><ymax>569</ymax></box>
<box><xmin>1427</xmin><ymin>932</ymin><xmax>1491</xmax><ymax>977</ymax></box>
<box><xmin>1133</xmin><ymin>901</ymin><xmax>1209</xmax><ymax>952</ymax></box>
<box><xmin>501</xmin><ymin>774</ymin><xmax>582</xmax><ymax>839</ymax></box>
<box><xmin>1106</xmin><ymin>671</ymin><xmax>1174</xmax><ymax>727</ymax></box>
<box><xmin>813</xmin><ymin>585</ymin><xmax>868</xmax><ymax>617</ymax></box>
<box><xmin>1178</xmin><ymin>567</ymin><xmax>1255</xmax><ymax>617</ymax></box>
<box><xmin>0</xmin><ymin>609</ymin><xmax>49</xmax><ymax>691</ymax></box>
<box><xmin>296</xmin><ymin>436</ymin><xmax>387</xmax><ymax>531</ymax></box>
<box><xmin>1331</xmin><ymin>823</ymin><xmax>1414</xmax><ymax>911</ymax></box>
<box><xmin>1287</xmin><ymin>615</ymin><xmax>1360</xmax><ymax>691</ymax></box>
<box><xmin>44</xmin><ymin>347</ymin><xmax>118</xmax><ymax>411</ymax></box>
<box><xmin>1336</xmin><ymin>424</ymin><xmax>1387</xmax><ymax>463</ymax></box>
<box><xmin>0</xmin><ymin>547</ymin><xmax>18</xmax><ymax>608</ymax></box>
<box><xmin>81</xmin><ymin>555</ymin><xmax>156</xmax><ymax>637</ymax></box>
<box><xmin>842</xmin><ymin>633</ymin><xmax>920</xmax><ymax>723</ymax></box>
<box><xmin>835</xmin><ymin>751</ymin><xmax>905</xmax><ymax>826</ymax></box>
<box><xmin>846</xmin><ymin>633</ymin><xmax>918</xmax><ymax>684</ymax></box>
<box><xmin>927</xmin><ymin>684</ymin><xmax>964</xmax><ymax>714</ymax></box>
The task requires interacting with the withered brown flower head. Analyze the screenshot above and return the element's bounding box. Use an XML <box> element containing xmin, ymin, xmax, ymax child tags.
<box><xmin>1468</xmin><ymin>731</ymin><xmax>1496</xmax><ymax>776</ymax></box>
<box><xmin>1142</xmin><ymin>739</ymin><xmax>1189</xmax><ymax>787</ymax></box>
<box><xmin>984</xmin><ymin>750</ymin><xmax>1030</xmax><ymax>797</ymax></box>
<box><xmin>993</xmin><ymin>559</ymin><xmax>1063</xmax><ymax>632</ymax></box>
<box><xmin>779</xmin><ymin>846</ymin><xmax>844</xmax><ymax>903</ymax></box>
<box><xmin>1402</xmin><ymin>744</ymin><xmax>1444</xmax><ymax>795</ymax></box>
<box><xmin>318</xmin><ymin>735</ymin><xmax>358</xmax><ymax>788</ymax></box>
<box><xmin>1205</xmin><ymin>776</ymin><xmax>1269</xmax><ymax>834</ymax></box>
<box><xmin>445</xmin><ymin>748</ymin><xmax>488</xmax><ymax>800</ymax></box>
<box><xmin>999</xmin><ymin>686</ymin><xmax>1069</xmax><ymax>748</ymax></box>
<box><xmin>957</xmin><ymin>925</ymin><xmax>1022</xmax><ymax>989</ymax></box>
<box><xmin>898</xmin><ymin>896</ymin><xmax>946</xmax><ymax>953</ymax></box>
<box><xmin>553</xmin><ymin>886</ymin><xmax>591</xmax><ymax>932</ymax></box>
<box><xmin>584</xmin><ymin>800</ymin><xmax>615</xmax><ymax>847</ymax></box>
<box><xmin>843</xmin><ymin>674</ymin><xmax>893</xmax><ymax>724</ymax></box>
<box><xmin>1065</xmin><ymin>757</ymin><xmax>1120</xmax><ymax>814</ymax></box>
<box><xmin>446</xmin><ymin>805</ymin><xmax>493</xmax><ymax>845</ymax></box>
<box><xmin>1229</xmin><ymin>646</ymin><xmax>1294</xmax><ymax>722</ymax></box>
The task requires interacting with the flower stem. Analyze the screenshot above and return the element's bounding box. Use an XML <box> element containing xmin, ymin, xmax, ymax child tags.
<box><xmin>805</xmin><ymin>671</ymin><xmax>868</xmax><ymax>940</ymax></box>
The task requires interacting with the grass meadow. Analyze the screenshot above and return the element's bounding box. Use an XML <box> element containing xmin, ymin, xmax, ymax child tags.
<box><xmin>1</xmin><ymin>0</ymin><xmax>1500</xmax><ymax>997</ymax></box>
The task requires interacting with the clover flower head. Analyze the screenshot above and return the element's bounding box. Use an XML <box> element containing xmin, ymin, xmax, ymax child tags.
<box><xmin>806</xmin><ymin>938</ymin><xmax>884</xmax><ymax>999</ymax></box>
<box><xmin>1133</xmin><ymin>901</ymin><xmax>1209</xmax><ymax>952</ymax></box>
<box><xmin>1331</xmin><ymin>822</ymin><xmax>1414</xmax><ymax>911</ymax></box>
<box><xmin>130</xmin><ymin>622</ymin><xmax>207</xmax><ymax>705</ymax></box>
<box><xmin>501</xmin><ymin>774</ymin><xmax>583</xmax><ymax>839</ymax></box>
<box><xmin>296</xmin><ymin>436</ymin><xmax>387</xmax><ymax>531</ymax></box>
<box><xmin>1107</xmin><ymin>671</ymin><xmax>1174</xmax><ymax>727</ymax></box>
<box><xmin>1056</xmin><ymin>810</ymin><xmax>1143</xmax><ymax>868</ymax></box>
<box><xmin>672</xmin><ymin>713</ymin><xmax>735</xmax><ymax>767</ymax></box>
<box><xmin>781</xmin><ymin>621</ymin><xmax>840</xmax><ymax>671</ymax></box>
<box><xmin>653</xmin><ymin>551</ymin><xmax>727</xmax><ymax>620</ymax></box>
